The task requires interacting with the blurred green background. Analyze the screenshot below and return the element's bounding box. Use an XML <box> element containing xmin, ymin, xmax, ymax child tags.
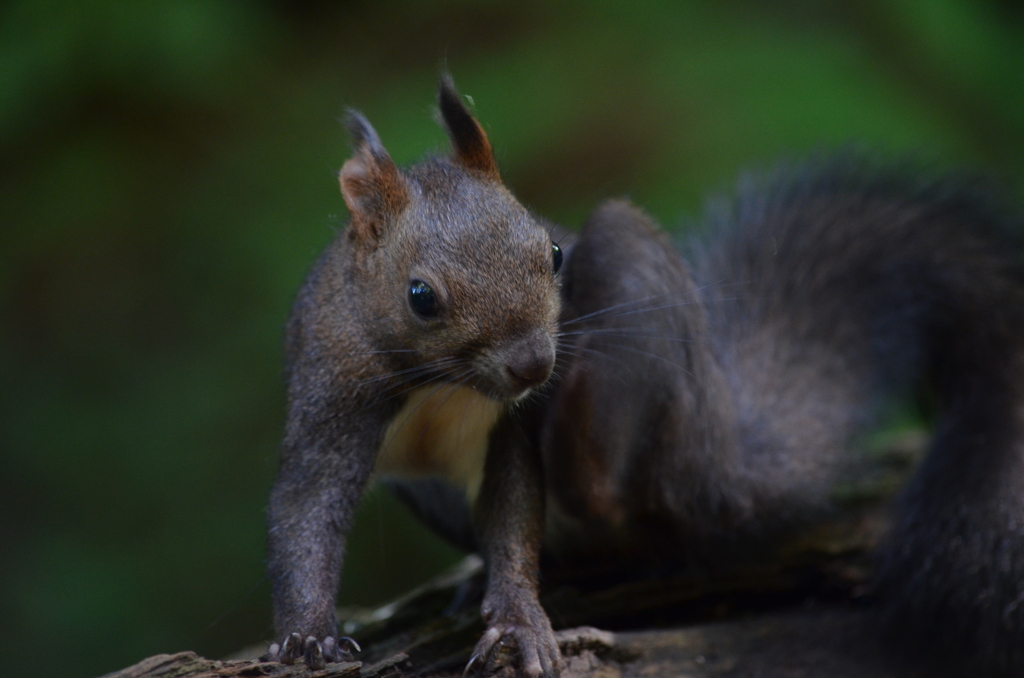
<box><xmin>2</xmin><ymin>1</ymin><xmax>1023</xmax><ymax>677</ymax></box>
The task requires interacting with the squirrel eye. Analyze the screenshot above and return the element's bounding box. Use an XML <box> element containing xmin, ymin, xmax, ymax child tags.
<box><xmin>551</xmin><ymin>242</ymin><xmax>563</xmax><ymax>273</ymax></box>
<box><xmin>408</xmin><ymin>279</ymin><xmax>440</xmax><ymax>318</ymax></box>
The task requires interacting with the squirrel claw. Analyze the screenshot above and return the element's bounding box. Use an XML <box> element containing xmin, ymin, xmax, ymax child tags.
<box><xmin>338</xmin><ymin>636</ymin><xmax>362</xmax><ymax>655</ymax></box>
<box><xmin>280</xmin><ymin>632</ymin><xmax>304</xmax><ymax>664</ymax></box>
<box><xmin>322</xmin><ymin>635</ymin><xmax>361</xmax><ymax>662</ymax></box>
<box><xmin>465</xmin><ymin>623</ymin><xmax>559</xmax><ymax>678</ymax></box>
<box><xmin>463</xmin><ymin>652</ymin><xmax>482</xmax><ymax>675</ymax></box>
<box><xmin>259</xmin><ymin>632</ymin><xmax>361</xmax><ymax>666</ymax></box>
<box><xmin>305</xmin><ymin>636</ymin><xmax>326</xmax><ymax>670</ymax></box>
<box><xmin>258</xmin><ymin>642</ymin><xmax>280</xmax><ymax>663</ymax></box>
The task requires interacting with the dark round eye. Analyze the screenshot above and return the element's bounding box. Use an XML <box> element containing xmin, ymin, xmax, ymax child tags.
<box><xmin>551</xmin><ymin>242</ymin><xmax>563</xmax><ymax>273</ymax></box>
<box><xmin>408</xmin><ymin>279</ymin><xmax>440</xmax><ymax>318</ymax></box>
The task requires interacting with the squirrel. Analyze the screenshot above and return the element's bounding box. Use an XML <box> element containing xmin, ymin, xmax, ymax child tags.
<box><xmin>264</xmin><ymin>76</ymin><xmax>1024</xmax><ymax>678</ymax></box>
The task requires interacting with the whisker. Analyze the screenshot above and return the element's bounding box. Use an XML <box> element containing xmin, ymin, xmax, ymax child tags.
<box><xmin>354</xmin><ymin>357</ymin><xmax>461</xmax><ymax>390</ymax></box>
<box><xmin>556</xmin><ymin>341</ymin><xmax>639</xmax><ymax>376</ymax></box>
<box><xmin>559</xmin><ymin>328</ymin><xmax>695</xmax><ymax>343</ymax></box>
<box><xmin>583</xmin><ymin>338</ymin><xmax>698</xmax><ymax>381</ymax></box>
<box><xmin>337</xmin><ymin>348</ymin><xmax>420</xmax><ymax>357</ymax></box>
<box><xmin>369</xmin><ymin>358</ymin><xmax>470</xmax><ymax>405</ymax></box>
<box><xmin>353</xmin><ymin>357</ymin><xmax>457</xmax><ymax>385</ymax></box>
<box><xmin>559</xmin><ymin>278</ymin><xmax>744</xmax><ymax>328</ymax></box>
<box><xmin>559</xmin><ymin>278</ymin><xmax>724</xmax><ymax>324</ymax></box>
<box><xmin>560</xmin><ymin>293</ymin><xmax>669</xmax><ymax>327</ymax></box>
<box><xmin>564</xmin><ymin>297</ymin><xmax>707</xmax><ymax>327</ymax></box>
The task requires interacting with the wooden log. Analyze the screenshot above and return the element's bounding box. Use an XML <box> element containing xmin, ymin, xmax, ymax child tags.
<box><xmin>103</xmin><ymin>431</ymin><xmax>924</xmax><ymax>678</ymax></box>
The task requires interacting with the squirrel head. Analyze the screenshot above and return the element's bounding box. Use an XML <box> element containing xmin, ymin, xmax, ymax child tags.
<box><xmin>337</xmin><ymin>75</ymin><xmax>561</xmax><ymax>402</ymax></box>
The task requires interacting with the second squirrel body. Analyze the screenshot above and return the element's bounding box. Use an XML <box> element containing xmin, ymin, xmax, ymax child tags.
<box><xmin>266</xmin><ymin>79</ymin><xmax>1024</xmax><ymax>678</ymax></box>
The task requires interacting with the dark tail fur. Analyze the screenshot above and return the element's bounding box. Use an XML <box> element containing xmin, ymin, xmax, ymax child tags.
<box><xmin>694</xmin><ymin>156</ymin><xmax>1024</xmax><ymax>675</ymax></box>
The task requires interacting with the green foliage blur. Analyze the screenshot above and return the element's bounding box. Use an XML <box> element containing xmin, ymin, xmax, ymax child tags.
<box><xmin>1</xmin><ymin>1</ymin><xmax>1022</xmax><ymax>677</ymax></box>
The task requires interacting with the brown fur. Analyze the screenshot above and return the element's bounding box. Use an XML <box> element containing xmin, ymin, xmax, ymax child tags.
<box><xmin>265</xmin><ymin>76</ymin><xmax>562</xmax><ymax>676</ymax></box>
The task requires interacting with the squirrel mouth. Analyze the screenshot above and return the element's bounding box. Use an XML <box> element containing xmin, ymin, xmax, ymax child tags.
<box><xmin>458</xmin><ymin>329</ymin><xmax>557</xmax><ymax>403</ymax></box>
<box><xmin>464</xmin><ymin>372</ymin><xmax>550</xmax><ymax>404</ymax></box>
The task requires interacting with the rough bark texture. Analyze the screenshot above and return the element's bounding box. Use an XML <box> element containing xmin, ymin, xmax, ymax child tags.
<box><xmin>103</xmin><ymin>500</ymin><xmax>912</xmax><ymax>678</ymax></box>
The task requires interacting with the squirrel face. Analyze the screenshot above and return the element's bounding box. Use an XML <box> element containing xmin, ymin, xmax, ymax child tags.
<box><xmin>338</xmin><ymin>79</ymin><xmax>560</xmax><ymax>403</ymax></box>
<box><xmin>397</xmin><ymin>165</ymin><xmax>560</xmax><ymax>400</ymax></box>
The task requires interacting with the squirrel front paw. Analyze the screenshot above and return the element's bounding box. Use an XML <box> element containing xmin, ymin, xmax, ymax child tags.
<box><xmin>465</xmin><ymin>602</ymin><xmax>561</xmax><ymax>678</ymax></box>
<box><xmin>260</xmin><ymin>633</ymin><xmax>361</xmax><ymax>670</ymax></box>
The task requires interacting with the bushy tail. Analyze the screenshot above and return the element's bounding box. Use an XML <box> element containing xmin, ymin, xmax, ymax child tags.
<box><xmin>702</xmin><ymin>156</ymin><xmax>1024</xmax><ymax>675</ymax></box>
<box><xmin>823</xmin><ymin>162</ymin><xmax>1024</xmax><ymax>675</ymax></box>
<box><xmin>876</xmin><ymin>344</ymin><xmax>1024</xmax><ymax>675</ymax></box>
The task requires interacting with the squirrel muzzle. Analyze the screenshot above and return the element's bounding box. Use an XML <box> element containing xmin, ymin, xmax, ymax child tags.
<box><xmin>494</xmin><ymin>328</ymin><xmax>556</xmax><ymax>397</ymax></box>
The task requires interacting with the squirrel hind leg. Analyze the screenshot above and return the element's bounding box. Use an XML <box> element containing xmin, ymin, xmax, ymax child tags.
<box><xmin>546</xmin><ymin>198</ymin><xmax>747</xmax><ymax>552</ymax></box>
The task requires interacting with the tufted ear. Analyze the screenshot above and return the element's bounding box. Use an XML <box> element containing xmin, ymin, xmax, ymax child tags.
<box><xmin>438</xmin><ymin>74</ymin><xmax>500</xmax><ymax>181</ymax></box>
<box><xmin>339</xmin><ymin>111</ymin><xmax>409</xmax><ymax>245</ymax></box>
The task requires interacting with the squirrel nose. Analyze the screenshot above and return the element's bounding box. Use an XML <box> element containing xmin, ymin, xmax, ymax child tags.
<box><xmin>504</xmin><ymin>331</ymin><xmax>555</xmax><ymax>391</ymax></box>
